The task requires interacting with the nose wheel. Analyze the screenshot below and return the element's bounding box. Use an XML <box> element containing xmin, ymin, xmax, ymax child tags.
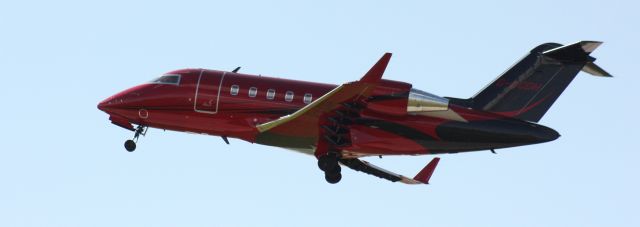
<box><xmin>124</xmin><ymin>125</ymin><xmax>147</xmax><ymax>152</ymax></box>
<box><xmin>124</xmin><ymin>140</ymin><xmax>136</xmax><ymax>151</ymax></box>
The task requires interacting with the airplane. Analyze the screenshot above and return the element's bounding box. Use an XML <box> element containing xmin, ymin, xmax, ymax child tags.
<box><xmin>98</xmin><ymin>41</ymin><xmax>610</xmax><ymax>184</ymax></box>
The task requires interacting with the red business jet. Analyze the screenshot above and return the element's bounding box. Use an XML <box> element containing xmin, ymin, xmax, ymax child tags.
<box><xmin>98</xmin><ymin>41</ymin><xmax>610</xmax><ymax>184</ymax></box>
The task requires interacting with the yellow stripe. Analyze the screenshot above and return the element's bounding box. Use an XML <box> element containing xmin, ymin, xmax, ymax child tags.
<box><xmin>256</xmin><ymin>85</ymin><xmax>346</xmax><ymax>132</ymax></box>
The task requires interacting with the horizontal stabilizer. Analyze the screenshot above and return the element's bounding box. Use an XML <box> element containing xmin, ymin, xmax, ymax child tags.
<box><xmin>542</xmin><ymin>41</ymin><xmax>601</xmax><ymax>62</ymax></box>
<box><xmin>543</xmin><ymin>41</ymin><xmax>612</xmax><ymax>77</ymax></box>
<box><xmin>582</xmin><ymin>62</ymin><xmax>613</xmax><ymax>77</ymax></box>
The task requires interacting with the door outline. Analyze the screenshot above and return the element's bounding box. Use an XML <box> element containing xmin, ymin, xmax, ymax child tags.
<box><xmin>194</xmin><ymin>70</ymin><xmax>226</xmax><ymax>114</ymax></box>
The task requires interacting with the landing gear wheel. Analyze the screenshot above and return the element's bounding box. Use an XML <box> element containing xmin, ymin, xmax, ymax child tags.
<box><xmin>124</xmin><ymin>140</ymin><xmax>136</xmax><ymax>152</ymax></box>
<box><xmin>317</xmin><ymin>153</ymin><xmax>339</xmax><ymax>172</ymax></box>
<box><xmin>325</xmin><ymin>172</ymin><xmax>342</xmax><ymax>184</ymax></box>
<box><xmin>329</xmin><ymin>164</ymin><xmax>341</xmax><ymax>173</ymax></box>
<box><xmin>323</xmin><ymin>164</ymin><xmax>342</xmax><ymax>184</ymax></box>
<box><xmin>123</xmin><ymin>125</ymin><xmax>147</xmax><ymax>152</ymax></box>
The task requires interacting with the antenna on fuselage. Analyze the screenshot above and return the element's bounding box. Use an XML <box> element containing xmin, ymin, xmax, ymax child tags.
<box><xmin>232</xmin><ymin>67</ymin><xmax>241</xmax><ymax>73</ymax></box>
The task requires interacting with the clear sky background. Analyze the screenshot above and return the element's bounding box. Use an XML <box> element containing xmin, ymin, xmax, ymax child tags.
<box><xmin>1</xmin><ymin>1</ymin><xmax>638</xmax><ymax>226</ymax></box>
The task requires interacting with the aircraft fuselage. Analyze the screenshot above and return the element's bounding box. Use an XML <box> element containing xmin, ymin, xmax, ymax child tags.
<box><xmin>98</xmin><ymin>68</ymin><xmax>558</xmax><ymax>158</ymax></box>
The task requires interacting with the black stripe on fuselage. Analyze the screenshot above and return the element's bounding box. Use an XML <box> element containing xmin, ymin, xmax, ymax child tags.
<box><xmin>367</xmin><ymin>91</ymin><xmax>410</xmax><ymax>102</ymax></box>
<box><xmin>353</xmin><ymin>118</ymin><xmax>436</xmax><ymax>150</ymax></box>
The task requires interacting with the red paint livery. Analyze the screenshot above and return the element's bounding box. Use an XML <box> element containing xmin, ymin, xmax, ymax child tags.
<box><xmin>99</xmin><ymin>41</ymin><xmax>610</xmax><ymax>184</ymax></box>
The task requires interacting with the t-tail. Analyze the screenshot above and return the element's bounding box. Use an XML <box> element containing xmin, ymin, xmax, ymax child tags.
<box><xmin>450</xmin><ymin>41</ymin><xmax>611</xmax><ymax>122</ymax></box>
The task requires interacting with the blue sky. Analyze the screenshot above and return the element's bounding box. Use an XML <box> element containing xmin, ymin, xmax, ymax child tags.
<box><xmin>1</xmin><ymin>1</ymin><xmax>638</xmax><ymax>226</ymax></box>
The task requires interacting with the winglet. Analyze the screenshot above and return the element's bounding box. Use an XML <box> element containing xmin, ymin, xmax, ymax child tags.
<box><xmin>413</xmin><ymin>157</ymin><xmax>440</xmax><ymax>184</ymax></box>
<box><xmin>360</xmin><ymin>53</ymin><xmax>392</xmax><ymax>83</ymax></box>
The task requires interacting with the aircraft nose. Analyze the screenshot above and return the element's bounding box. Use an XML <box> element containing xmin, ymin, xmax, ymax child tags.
<box><xmin>98</xmin><ymin>84</ymin><xmax>151</xmax><ymax>115</ymax></box>
<box><xmin>97</xmin><ymin>100</ymin><xmax>106</xmax><ymax>111</ymax></box>
<box><xmin>97</xmin><ymin>93</ymin><xmax>127</xmax><ymax>113</ymax></box>
<box><xmin>97</xmin><ymin>97</ymin><xmax>115</xmax><ymax>113</ymax></box>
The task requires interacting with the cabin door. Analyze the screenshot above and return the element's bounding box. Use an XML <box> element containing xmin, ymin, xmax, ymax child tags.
<box><xmin>194</xmin><ymin>70</ymin><xmax>226</xmax><ymax>114</ymax></box>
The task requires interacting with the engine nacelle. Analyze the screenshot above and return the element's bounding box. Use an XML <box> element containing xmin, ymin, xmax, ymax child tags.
<box><xmin>366</xmin><ymin>80</ymin><xmax>449</xmax><ymax>116</ymax></box>
<box><xmin>366</xmin><ymin>80</ymin><xmax>411</xmax><ymax>116</ymax></box>
<box><xmin>407</xmin><ymin>88</ymin><xmax>449</xmax><ymax>112</ymax></box>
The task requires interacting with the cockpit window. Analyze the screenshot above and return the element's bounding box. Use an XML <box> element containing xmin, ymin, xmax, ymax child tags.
<box><xmin>150</xmin><ymin>74</ymin><xmax>181</xmax><ymax>85</ymax></box>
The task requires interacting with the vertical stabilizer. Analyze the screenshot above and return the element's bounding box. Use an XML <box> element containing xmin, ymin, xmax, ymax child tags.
<box><xmin>466</xmin><ymin>41</ymin><xmax>610</xmax><ymax>122</ymax></box>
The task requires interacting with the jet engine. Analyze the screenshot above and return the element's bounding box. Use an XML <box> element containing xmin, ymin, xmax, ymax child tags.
<box><xmin>366</xmin><ymin>79</ymin><xmax>449</xmax><ymax>116</ymax></box>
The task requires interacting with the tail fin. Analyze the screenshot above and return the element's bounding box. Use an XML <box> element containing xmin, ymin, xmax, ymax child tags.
<box><xmin>461</xmin><ymin>41</ymin><xmax>611</xmax><ymax>122</ymax></box>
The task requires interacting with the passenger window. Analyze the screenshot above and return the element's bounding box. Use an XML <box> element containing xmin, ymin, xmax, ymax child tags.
<box><xmin>230</xmin><ymin>85</ymin><xmax>239</xmax><ymax>95</ymax></box>
<box><xmin>303</xmin><ymin>93</ymin><xmax>312</xmax><ymax>104</ymax></box>
<box><xmin>285</xmin><ymin>91</ymin><xmax>294</xmax><ymax>102</ymax></box>
<box><xmin>266</xmin><ymin>89</ymin><xmax>275</xmax><ymax>100</ymax></box>
<box><xmin>249</xmin><ymin>87</ymin><xmax>257</xmax><ymax>97</ymax></box>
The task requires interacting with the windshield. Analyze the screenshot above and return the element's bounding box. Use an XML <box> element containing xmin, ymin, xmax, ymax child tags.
<box><xmin>150</xmin><ymin>74</ymin><xmax>181</xmax><ymax>85</ymax></box>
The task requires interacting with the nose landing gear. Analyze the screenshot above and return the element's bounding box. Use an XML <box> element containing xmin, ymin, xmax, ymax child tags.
<box><xmin>124</xmin><ymin>125</ymin><xmax>147</xmax><ymax>152</ymax></box>
<box><xmin>124</xmin><ymin>140</ymin><xmax>136</xmax><ymax>152</ymax></box>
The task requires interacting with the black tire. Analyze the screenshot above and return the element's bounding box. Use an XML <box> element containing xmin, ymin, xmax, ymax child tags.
<box><xmin>124</xmin><ymin>140</ymin><xmax>136</xmax><ymax>152</ymax></box>
<box><xmin>328</xmin><ymin>164</ymin><xmax>341</xmax><ymax>174</ymax></box>
<box><xmin>325</xmin><ymin>172</ymin><xmax>342</xmax><ymax>184</ymax></box>
<box><xmin>317</xmin><ymin>155</ymin><xmax>338</xmax><ymax>172</ymax></box>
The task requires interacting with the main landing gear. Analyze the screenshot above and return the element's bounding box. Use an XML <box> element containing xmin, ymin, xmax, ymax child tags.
<box><xmin>124</xmin><ymin>125</ymin><xmax>147</xmax><ymax>152</ymax></box>
<box><xmin>318</xmin><ymin>152</ymin><xmax>342</xmax><ymax>184</ymax></box>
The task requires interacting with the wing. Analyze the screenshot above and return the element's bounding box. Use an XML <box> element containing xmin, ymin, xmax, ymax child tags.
<box><xmin>341</xmin><ymin>157</ymin><xmax>440</xmax><ymax>184</ymax></box>
<box><xmin>256</xmin><ymin>53</ymin><xmax>392</xmax><ymax>135</ymax></box>
<box><xmin>256</xmin><ymin>53</ymin><xmax>441</xmax><ymax>185</ymax></box>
